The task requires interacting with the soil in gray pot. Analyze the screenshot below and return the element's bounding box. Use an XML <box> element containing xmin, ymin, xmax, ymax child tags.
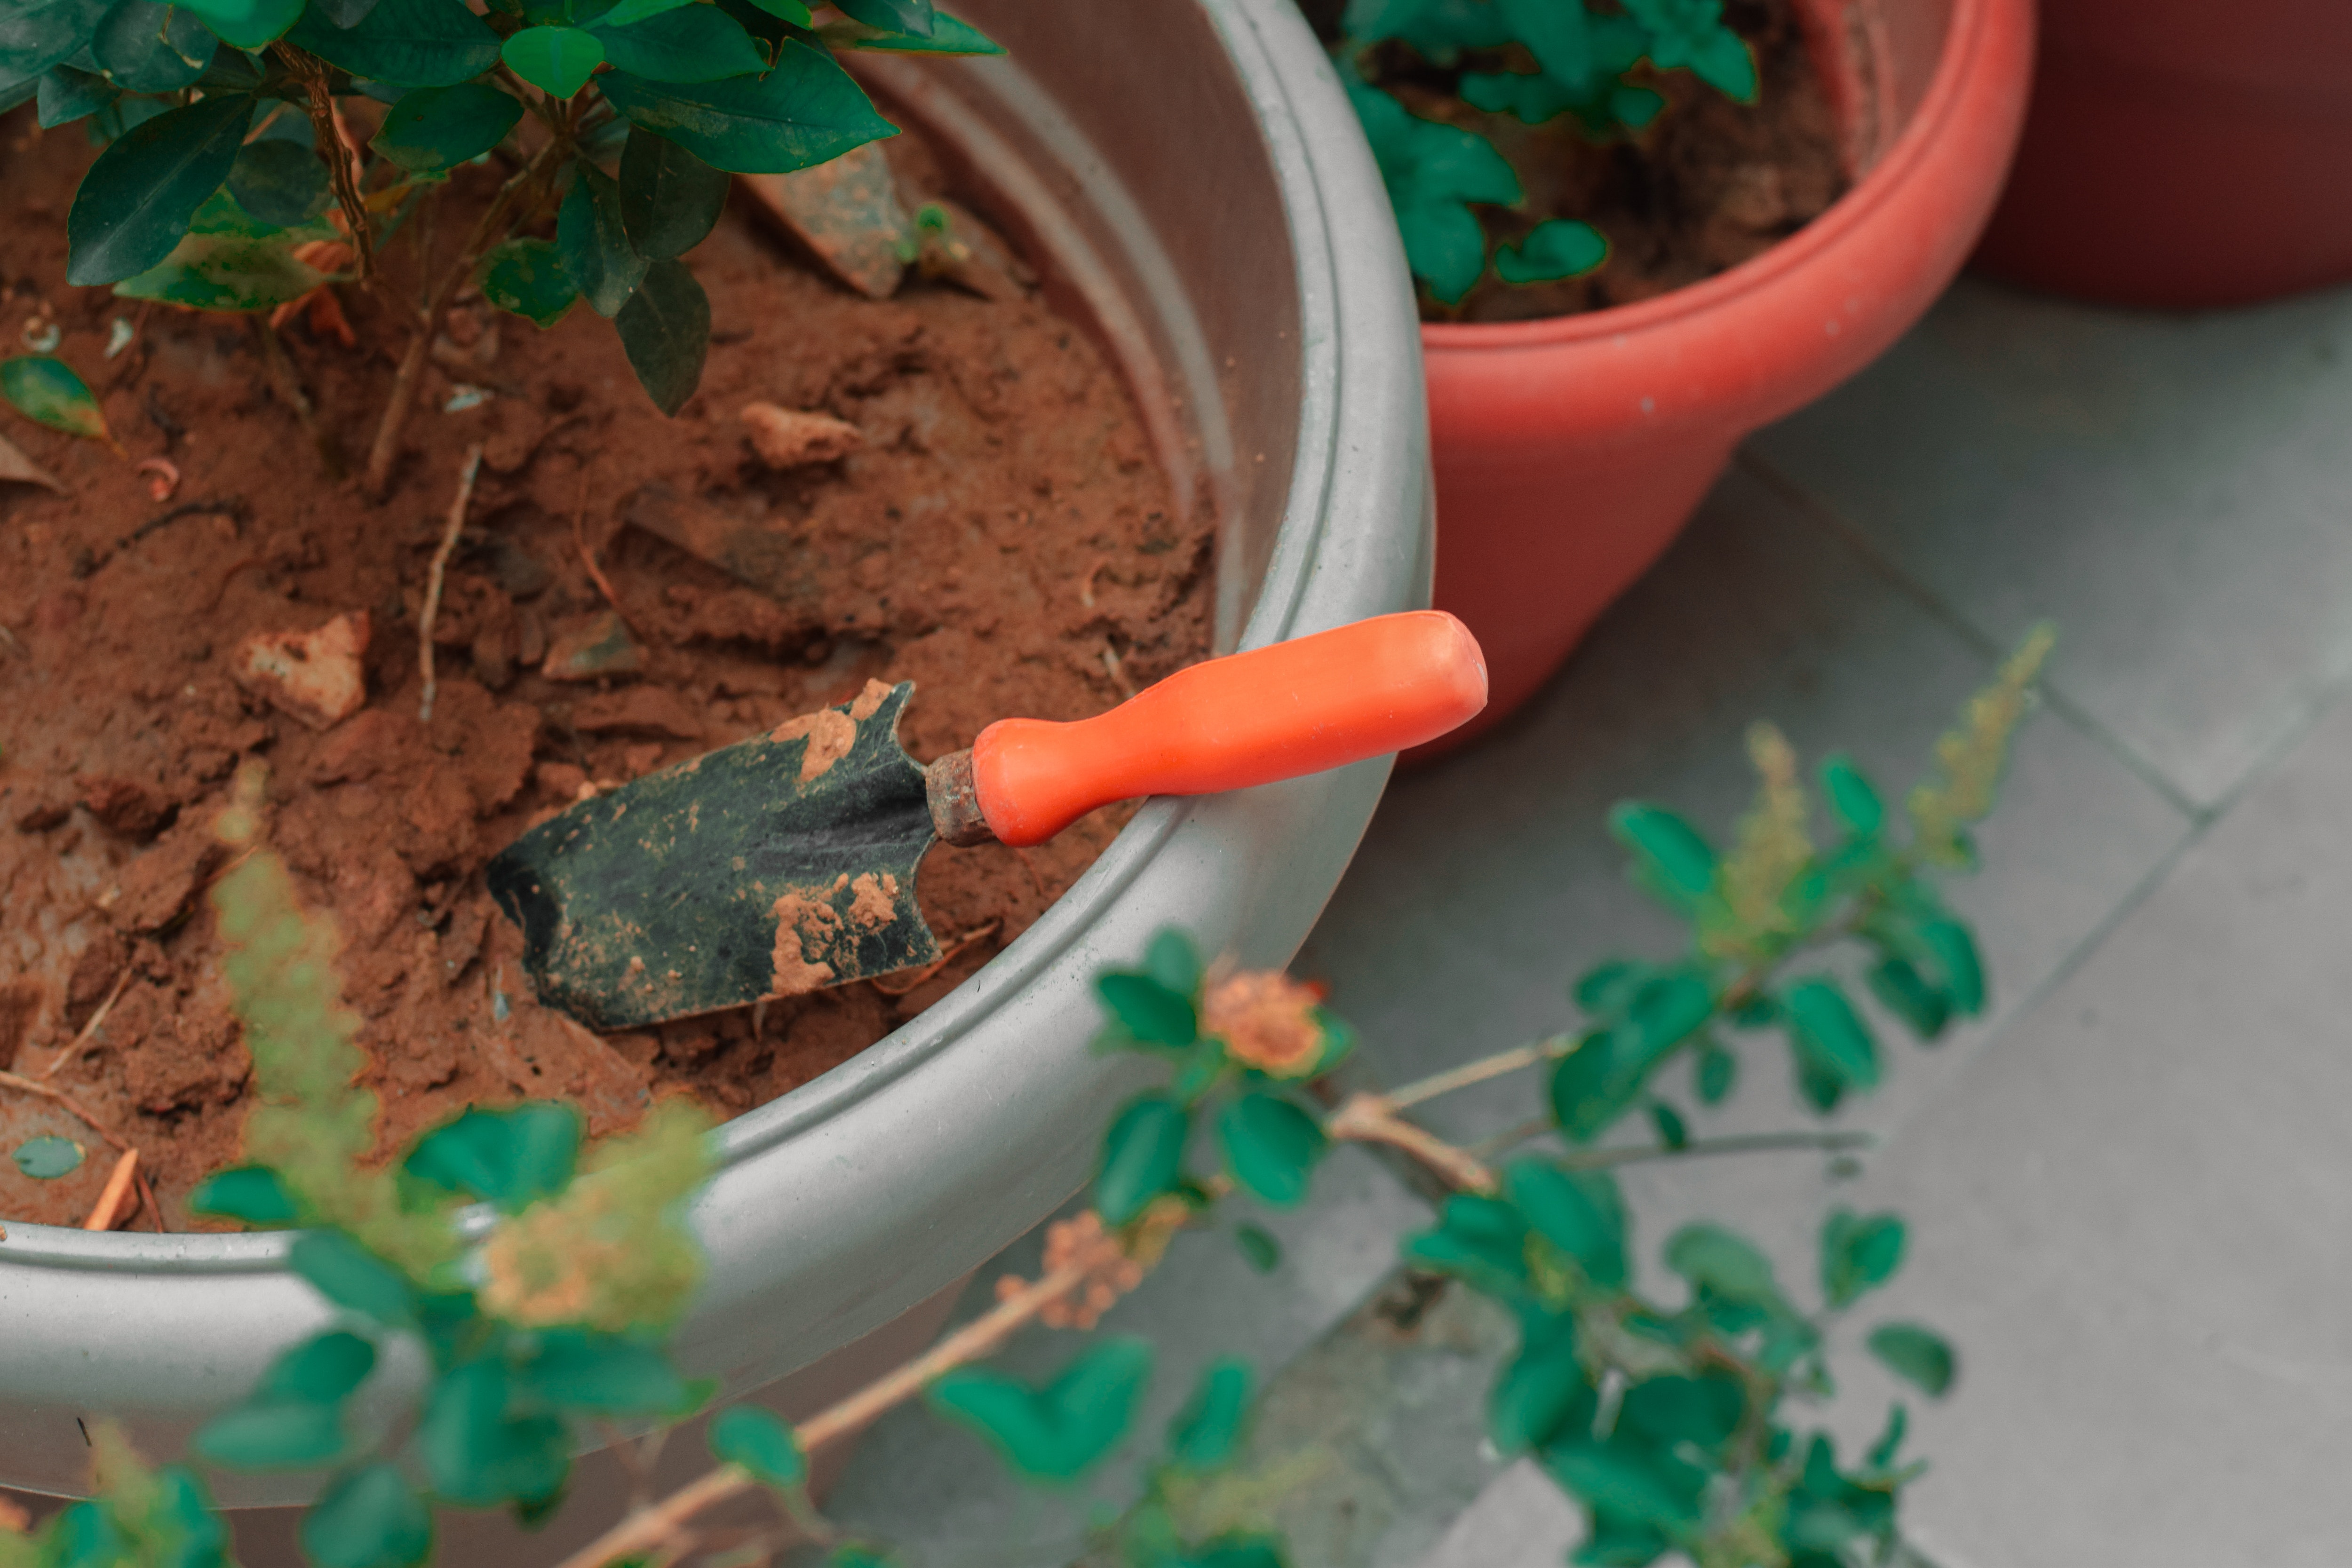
<box><xmin>0</xmin><ymin>107</ymin><xmax>1206</xmax><ymax>1230</ymax></box>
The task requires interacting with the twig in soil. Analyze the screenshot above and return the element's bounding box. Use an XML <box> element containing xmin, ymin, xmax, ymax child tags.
<box><xmin>0</xmin><ymin>624</ymin><xmax>20</xmax><ymax>658</ymax></box>
<box><xmin>40</xmin><ymin>966</ymin><xmax>132</xmax><ymax>1080</ymax></box>
<box><xmin>124</xmin><ymin>496</ymin><xmax>250</xmax><ymax>551</ymax></box>
<box><xmin>572</xmin><ymin>478</ymin><xmax>640</xmax><ymax>638</ymax></box>
<box><xmin>872</xmin><ymin>920</ymin><xmax>1001</xmax><ymax>998</ymax></box>
<box><xmin>1100</xmin><ymin>642</ymin><xmax>1137</xmax><ymax>698</ymax></box>
<box><xmin>419</xmin><ymin>443</ymin><xmax>485</xmax><ymax>723</ymax></box>
<box><xmin>250</xmin><ymin>317</ymin><xmax>348</xmax><ymax>479</ymax></box>
<box><xmin>133</xmin><ymin>1165</ymin><xmax>164</xmax><ymax>1234</ymax></box>
<box><xmin>0</xmin><ymin>1070</ymin><xmax>133</xmax><ymax>1156</ymax></box>
<box><xmin>81</xmin><ymin>1149</ymin><xmax>138</xmax><ymax>1232</ymax></box>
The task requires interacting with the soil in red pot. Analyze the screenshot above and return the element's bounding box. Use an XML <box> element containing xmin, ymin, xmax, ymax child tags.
<box><xmin>0</xmin><ymin>109</ymin><xmax>1205</xmax><ymax>1230</ymax></box>
<box><xmin>1364</xmin><ymin>0</ymin><xmax>1851</xmax><ymax>321</ymax></box>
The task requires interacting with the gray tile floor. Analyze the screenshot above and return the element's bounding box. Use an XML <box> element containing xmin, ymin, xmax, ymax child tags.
<box><xmin>826</xmin><ymin>274</ymin><xmax>2352</xmax><ymax>1567</ymax></box>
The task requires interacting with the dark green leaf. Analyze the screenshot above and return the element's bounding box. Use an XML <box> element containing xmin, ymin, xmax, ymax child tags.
<box><xmin>1866</xmin><ymin>1322</ymin><xmax>1954</xmax><ymax>1396</ymax></box>
<box><xmin>1664</xmin><ymin>1223</ymin><xmax>1781</xmax><ymax>1307</ymax></box>
<box><xmin>36</xmin><ymin>65</ymin><xmax>117</xmax><ymax>128</ymax></box>
<box><xmin>93</xmin><ymin>0</ymin><xmax>217</xmax><ymax>91</ymax></box>
<box><xmin>313</xmin><ymin>0</ymin><xmax>383</xmax><ymax>23</ymax></box>
<box><xmin>1619</xmin><ymin>1373</ymin><xmax>1743</xmax><ymax>1451</ymax></box>
<box><xmin>517</xmin><ymin>1329</ymin><xmax>691</xmax><ymax>1414</ymax></box>
<box><xmin>1821</xmin><ymin>753</ymin><xmax>1883</xmax><ymax>836</ymax></box>
<box><xmin>65</xmin><ymin>91</ymin><xmax>249</xmax><ymax>285</ymax></box>
<box><xmin>1144</xmin><ymin>927</ymin><xmax>1201</xmax><ymax>999</ymax></box>
<box><xmin>259</xmin><ymin>1330</ymin><xmax>378</xmax><ymax>1404</ymax></box>
<box><xmin>1</xmin><ymin>0</ymin><xmax>115</xmax><ymax>89</ymax></box>
<box><xmin>151</xmin><ymin>1466</ymin><xmax>229</xmax><ymax>1568</ymax></box>
<box><xmin>1646</xmin><ymin>1099</ymin><xmax>1687</xmax><ymax>1150</ymax></box>
<box><xmin>613</xmin><ymin>255</ymin><xmax>708</xmax><ymax>414</ymax></box>
<box><xmin>1780</xmin><ymin>977</ymin><xmax>1879</xmax><ymax>1094</ymax></box>
<box><xmin>834</xmin><ymin>8</ymin><xmax>1000</xmax><ymax>54</ymax></box>
<box><xmin>501</xmin><ymin>24</ymin><xmax>602</xmax><ymax>95</ymax></box>
<box><xmin>1820</xmin><ymin>1209</ymin><xmax>1905</xmax><ymax>1309</ymax></box>
<box><xmin>594</xmin><ymin>0</ymin><xmax>693</xmax><ymax>24</ymax></box>
<box><xmin>1095</xmin><ymin>1094</ymin><xmax>1188</xmax><ymax>1226</ymax></box>
<box><xmin>227</xmin><ymin>137</ymin><xmax>331</xmax><ymax>225</ymax></box>
<box><xmin>1864</xmin><ymin>1402</ymin><xmax>1907</xmax><ymax>1470</ymax></box>
<box><xmin>1166</xmin><ymin>1357</ymin><xmax>1251</xmax><ymax>1470</ymax></box>
<box><xmin>289</xmin><ymin>1230</ymin><xmax>417</xmax><ymax>1328</ymax></box>
<box><xmin>600</xmin><ymin>40</ymin><xmax>896</xmax><ymax>174</ymax></box>
<box><xmin>1401</xmin><ymin>1192</ymin><xmax>1529</xmax><ymax>1298</ymax></box>
<box><xmin>1501</xmin><ymin>1162</ymin><xmax>1624</xmax><ymax>1289</ymax></box>
<box><xmin>1216</xmin><ymin>1093</ymin><xmax>1326</xmax><ymax>1208</ymax></box>
<box><xmin>1096</xmin><ymin>972</ymin><xmax>1198</xmax><ymax>1048</ymax></box>
<box><xmin>478</xmin><ymin>236</ymin><xmax>579</xmax><ymax>328</ymax></box>
<box><xmin>1233</xmin><ymin>1222</ymin><xmax>1281</xmax><ymax>1273</ymax></box>
<box><xmin>1608</xmin><ymin>803</ymin><xmax>1718</xmax><ymax>911</ymax></box>
<box><xmin>834</xmin><ymin>0</ymin><xmax>928</xmax><ymax>36</ymax></box>
<box><xmin>557</xmin><ymin>162</ymin><xmax>646</xmax><ymax>316</ymax></box>
<box><xmin>592</xmin><ymin>3</ymin><xmax>763</xmax><ymax>82</ymax></box>
<box><xmin>1343</xmin><ymin>77</ymin><xmax>1514</xmax><ymax>304</ymax></box>
<box><xmin>0</xmin><ymin>354</ymin><xmax>110</xmax><ymax>441</ymax></box>
<box><xmin>13</xmin><ymin>1135</ymin><xmax>84</xmax><ymax>1179</ymax></box>
<box><xmin>286</xmin><ymin>0</ymin><xmax>502</xmax><ymax>87</ymax></box>
<box><xmin>618</xmin><ymin>127</ymin><xmax>730</xmax><ymax>257</ymax></box>
<box><xmin>48</xmin><ymin>1502</ymin><xmax>127</xmax><ymax>1568</ymax></box>
<box><xmin>926</xmin><ymin>1338</ymin><xmax>1153</xmax><ymax>1481</ymax></box>
<box><xmin>1683</xmin><ymin>24</ymin><xmax>1757</xmax><ymax>100</ymax></box>
<box><xmin>1694</xmin><ymin>1040</ymin><xmax>1735</xmax><ymax>1105</ymax></box>
<box><xmin>1571</xmin><ymin>1512</ymin><xmax>1673</xmax><ymax>1568</ymax></box>
<box><xmin>402</xmin><ymin>1101</ymin><xmax>580</xmax><ymax>1212</ymax></box>
<box><xmin>709</xmin><ymin>1403</ymin><xmax>807</xmax><ymax>1489</ymax></box>
<box><xmin>194</xmin><ymin>1398</ymin><xmax>347</xmax><ymax>1468</ymax></box>
<box><xmin>173</xmin><ymin>0</ymin><xmax>303</xmax><ymax>48</ymax></box>
<box><xmin>371</xmin><ymin>82</ymin><xmax>524</xmax><ymax>173</ymax></box>
<box><xmin>1628</xmin><ymin>971</ymin><xmax>1714</xmax><ymax>1055</ymax></box>
<box><xmin>190</xmin><ymin>1165</ymin><xmax>302</xmax><ymax>1224</ymax></box>
<box><xmin>1544</xmin><ymin>1435</ymin><xmax>1708</xmax><ymax>1527</ymax></box>
<box><xmin>1495</xmin><ymin>0</ymin><xmax>1591</xmax><ymax>83</ymax></box>
<box><xmin>1917</xmin><ymin>917</ymin><xmax>1985</xmax><ymax>1015</ymax></box>
<box><xmin>1572</xmin><ymin>958</ymin><xmax>1643</xmax><ymax>1015</ymax></box>
<box><xmin>1866</xmin><ymin>954</ymin><xmax>1949</xmax><ymax>1041</ymax></box>
<box><xmin>1488</xmin><ymin>1312</ymin><xmax>1591</xmax><ymax>1453</ymax></box>
<box><xmin>301</xmin><ymin>1464</ymin><xmax>432</xmax><ymax>1568</ymax></box>
<box><xmin>418</xmin><ymin>1359</ymin><xmax>570</xmax><ymax>1505</ymax></box>
<box><xmin>1494</xmin><ymin>219</ymin><xmax>1605</xmax><ymax>285</ymax></box>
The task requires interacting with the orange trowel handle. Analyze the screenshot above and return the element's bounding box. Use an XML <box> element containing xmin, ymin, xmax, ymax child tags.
<box><xmin>969</xmin><ymin>610</ymin><xmax>1489</xmax><ymax>847</ymax></box>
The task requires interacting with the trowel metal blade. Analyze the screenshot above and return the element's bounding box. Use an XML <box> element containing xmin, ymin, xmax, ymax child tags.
<box><xmin>487</xmin><ymin>680</ymin><xmax>942</xmax><ymax>1030</ymax></box>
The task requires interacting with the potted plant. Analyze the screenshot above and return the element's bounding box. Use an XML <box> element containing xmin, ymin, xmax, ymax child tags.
<box><xmin>1324</xmin><ymin>0</ymin><xmax>2030</xmax><ymax>749</ymax></box>
<box><xmin>1971</xmin><ymin>0</ymin><xmax>2352</xmax><ymax>309</ymax></box>
<box><xmin>0</xmin><ymin>0</ymin><xmax>1428</xmax><ymax>1509</ymax></box>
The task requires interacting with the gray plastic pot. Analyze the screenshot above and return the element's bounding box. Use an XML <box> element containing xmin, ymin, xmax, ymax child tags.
<box><xmin>0</xmin><ymin>0</ymin><xmax>1426</xmax><ymax>1513</ymax></box>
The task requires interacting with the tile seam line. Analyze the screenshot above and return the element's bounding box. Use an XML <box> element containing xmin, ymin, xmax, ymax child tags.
<box><xmin>1731</xmin><ymin>445</ymin><xmax>2208</xmax><ymax>827</ymax></box>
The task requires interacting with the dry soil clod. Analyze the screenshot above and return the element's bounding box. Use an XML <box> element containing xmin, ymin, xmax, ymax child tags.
<box><xmin>232</xmin><ymin>610</ymin><xmax>373</xmax><ymax>731</ymax></box>
<box><xmin>739</xmin><ymin>403</ymin><xmax>865</xmax><ymax>470</ymax></box>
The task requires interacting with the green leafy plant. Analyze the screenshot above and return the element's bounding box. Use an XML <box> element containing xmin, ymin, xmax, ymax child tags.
<box><xmin>1335</xmin><ymin>0</ymin><xmax>1759</xmax><ymax>304</ymax></box>
<box><xmin>0</xmin><ymin>0</ymin><xmax>1000</xmax><ymax>491</ymax></box>
<box><xmin>8</xmin><ymin>634</ymin><xmax>2047</xmax><ymax>1566</ymax></box>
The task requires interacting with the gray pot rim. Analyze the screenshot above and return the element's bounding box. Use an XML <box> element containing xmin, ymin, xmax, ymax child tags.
<box><xmin>0</xmin><ymin>0</ymin><xmax>1404</xmax><ymax>1280</ymax></box>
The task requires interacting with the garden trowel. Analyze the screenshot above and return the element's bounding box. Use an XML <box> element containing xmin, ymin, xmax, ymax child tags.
<box><xmin>487</xmin><ymin>611</ymin><xmax>1487</xmax><ymax>1030</ymax></box>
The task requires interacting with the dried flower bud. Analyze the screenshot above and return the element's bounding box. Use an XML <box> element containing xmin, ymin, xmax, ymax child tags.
<box><xmin>1202</xmin><ymin>970</ymin><xmax>1327</xmax><ymax>1078</ymax></box>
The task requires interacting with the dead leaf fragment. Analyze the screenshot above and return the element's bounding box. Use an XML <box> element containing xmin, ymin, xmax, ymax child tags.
<box><xmin>0</xmin><ymin>429</ymin><xmax>63</xmax><ymax>493</ymax></box>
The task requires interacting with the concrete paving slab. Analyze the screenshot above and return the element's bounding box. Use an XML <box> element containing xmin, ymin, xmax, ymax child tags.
<box><xmin>1748</xmin><ymin>277</ymin><xmax>2352</xmax><ymax>809</ymax></box>
<box><xmin>1825</xmin><ymin>683</ymin><xmax>2352</xmax><ymax>1568</ymax></box>
<box><xmin>1296</xmin><ymin>460</ymin><xmax>2189</xmax><ymax>1158</ymax></box>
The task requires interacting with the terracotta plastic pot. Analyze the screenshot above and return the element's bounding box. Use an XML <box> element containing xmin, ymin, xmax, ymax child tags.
<box><xmin>1971</xmin><ymin>0</ymin><xmax>2352</xmax><ymax>309</ymax></box>
<box><xmin>0</xmin><ymin>0</ymin><xmax>1430</xmax><ymax>1530</ymax></box>
<box><xmin>1420</xmin><ymin>0</ymin><xmax>2032</xmax><ymax>750</ymax></box>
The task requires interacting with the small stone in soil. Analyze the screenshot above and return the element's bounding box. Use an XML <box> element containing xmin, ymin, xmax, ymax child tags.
<box><xmin>232</xmin><ymin>610</ymin><xmax>372</xmax><ymax>730</ymax></box>
<box><xmin>541</xmin><ymin>610</ymin><xmax>644</xmax><ymax>682</ymax></box>
<box><xmin>739</xmin><ymin>403</ymin><xmax>864</xmax><ymax>470</ymax></box>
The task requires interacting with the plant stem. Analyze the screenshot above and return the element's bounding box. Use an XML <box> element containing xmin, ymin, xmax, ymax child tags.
<box><xmin>1325</xmin><ymin>1093</ymin><xmax>1498</xmax><ymax>1194</ymax></box>
<box><xmin>274</xmin><ymin>44</ymin><xmax>373</xmax><ymax>282</ymax></box>
<box><xmin>0</xmin><ymin>1070</ymin><xmax>133</xmax><ymax>1156</ymax></box>
<box><xmin>362</xmin><ymin>140</ymin><xmax>564</xmax><ymax>499</ymax></box>
<box><xmin>1382</xmin><ymin>1034</ymin><xmax>1576</xmax><ymax>1112</ymax></box>
<box><xmin>551</xmin><ymin>1232</ymin><xmax>1131</xmax><ymax>1568</ymax></box>
<box><xmin>418</xmin><ymin>444</ymin><xmax>483</xmax><ymax>722</ymax></box>
<box><xmin>1563</xmin><ymin>1129</ymin><xmax>1874</xmax><ymax>1169</ymax></box>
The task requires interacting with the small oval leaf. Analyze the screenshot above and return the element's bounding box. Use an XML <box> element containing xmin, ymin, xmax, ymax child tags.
<box><xmin>0</xmin><ymin>356</ymin><xmax>111</xmax><ymax>443</ymax></box>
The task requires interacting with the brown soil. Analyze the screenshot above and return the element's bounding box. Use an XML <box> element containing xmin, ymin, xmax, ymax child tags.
<box><xmin>1376</xmin><ymin>0</ymin><xmax>1850</xmax><ymax>321</ymax></box>
<box><xmin>0</xmin><ymin>108</ymin><xmax>1205</xmax><ymax>1230</ymax></box>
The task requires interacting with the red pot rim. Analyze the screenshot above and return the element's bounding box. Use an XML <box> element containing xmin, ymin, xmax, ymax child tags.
<box><xmin>1419</xmin><ymin>0</ymin><xmax>1993</xmax><ymax>353</ymax></box>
